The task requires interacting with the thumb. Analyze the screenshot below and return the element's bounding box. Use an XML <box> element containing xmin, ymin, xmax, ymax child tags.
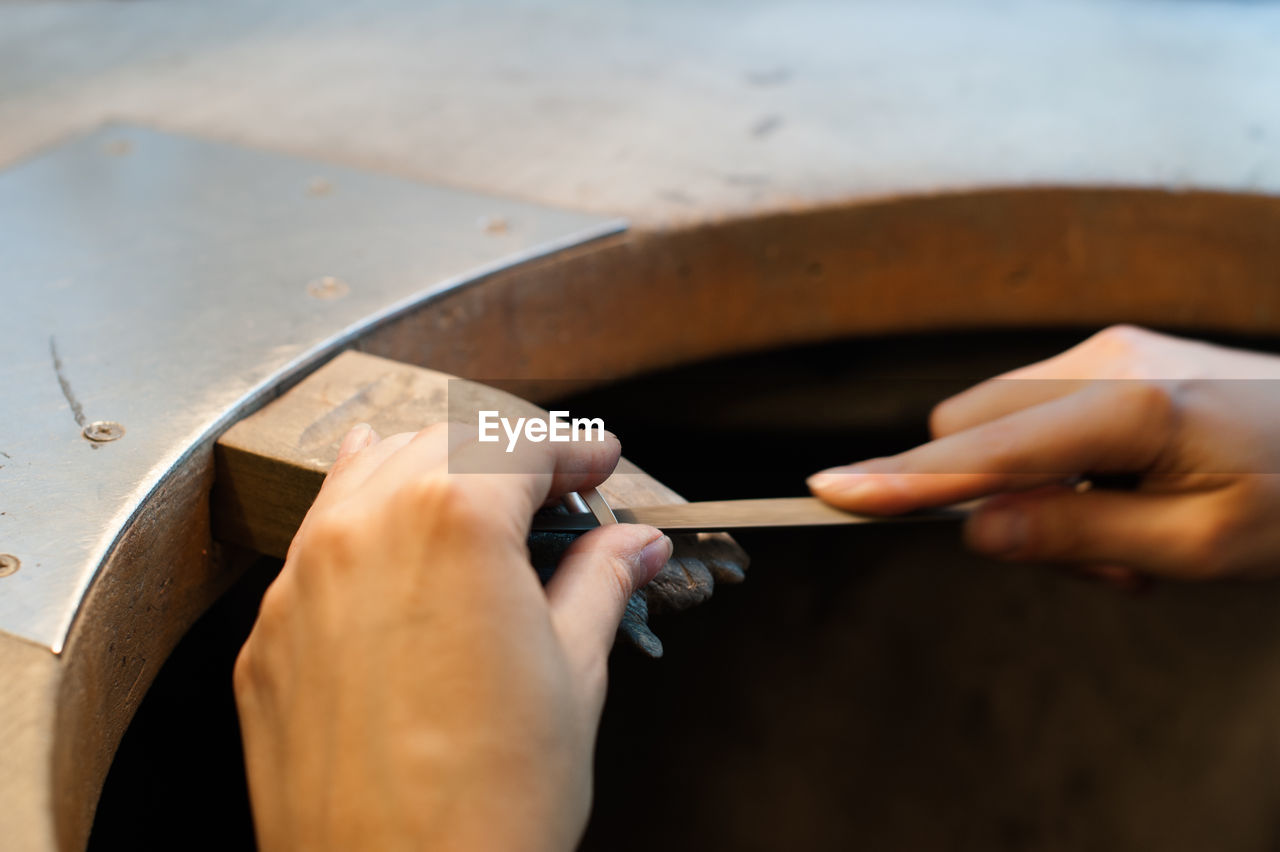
<box><xmin>545</xmin><ymin>525</ymin><xmax>671</xmax><ymax>691</ymax></box>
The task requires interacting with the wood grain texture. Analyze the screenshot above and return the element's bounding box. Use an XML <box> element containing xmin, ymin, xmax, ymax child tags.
<box><xmin>362</xmin><ymin>189</ymin><xmax>1280</xmax><ymax>394</ymax></box>
<box><xmin>0</xmin><ymin>636</ymin><xmax>60</xmax><ymax>852</ymax></box>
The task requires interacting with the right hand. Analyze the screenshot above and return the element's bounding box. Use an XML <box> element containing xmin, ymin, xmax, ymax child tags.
<box><xmin>808</xmin><ymin>325</ymin><xmax>1280</xmax><ymax>581</ymax></box>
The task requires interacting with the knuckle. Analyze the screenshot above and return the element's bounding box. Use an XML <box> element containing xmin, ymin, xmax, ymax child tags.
<box><xmin>232</xmin><ymin>643</ymin><xmax>257</xmax><ymax>696</ymax></box>
<box><xmin>1125</xmin><ymin>379</ymin><xmax>1176</xmax><ymax>422</ymax></box>
<box><xmin>603</xmin><ymin>554</ymin><xmax>637</xmax><ymax>608</ymax></box>
<box><xmin>325</xmin><ymin>451</ymin><xmax>357</xmax><ymax>479</ymax></box>
<box><xmin>414</xmin><ymin>422</ymin><xmax>451</xmax><ymax>443</ymax></box>
<box><xmin>400</xmin><ymin>474</ymin><xmax>492</xmax><ymax>533</ymax></box>
<box><xmin>1084</xmin><ymin>325</ymin><xmax>1167</xmax><ymax>380</ymax></box>
<box><xmin>256</xmin><ymin>577</ymin><xmax>293</xmax><ymax>624</ymax></box>
<box><xmin>1180</xmin><ymin>515</ymin><xmax>1239</xmax><ymax>578</ymax></box>
<box><xmin>1016</xmin><ymin>507</ymin><xmax>1072</xmax><ymax>561</ymax></box>
<box><xmin>408</xmin><ymin>422</ymin><xmax>455</xmax><ymax>455</ymax></box>
<box><xmin>1113</xmin><ymin>380</ymin><xmax>1182</xmax><ymax>459</ymax></box>
<box><xmin>441</xmin><ymin>490</ymin><xmax>493</xmax><ymax>535</ymax></box>
<box><xmin>402</xmin><ymin>472</ymin><xmax>459</xmax><ymax>511</ymax></box>
<box><xmin>300</xmin><ymin>510</ymin><xmax>363</xmax><ymax>562</ymax></box>
<box><xmin>929</xmin><ymin>398</ymin><xmax>960</xmax><ymax>438</ymax></box>
<box><xmin>1091</xmin><ymin>323</ymin><xmax>1151</xmax><ymax>353</ymax></box>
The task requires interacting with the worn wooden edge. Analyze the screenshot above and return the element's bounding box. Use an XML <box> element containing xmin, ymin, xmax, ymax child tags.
<box><xmin>0</xmin><ymin>449</ymin><xmax>246</xmax><ymax>852</ymax></box>
<box><xmin>52</xmin><ymin>455</ymin><xmax>245</xmax><ymax>852</ymax></box>
<box><xmin>0</xmin><ymin>634</ymin><xmax>61</xmax><ymax>851</ymax></box>
<box><xmin>214</xmin><ymin>445</ymin><xmax>325</xmax><ymax>562</ymax></box>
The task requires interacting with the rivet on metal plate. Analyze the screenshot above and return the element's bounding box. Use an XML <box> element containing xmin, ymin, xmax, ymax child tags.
<box><xmin>477</xmin><ymin>215</ymin><xmax>509</xmax><ymax>235</ymax></box>
<box><xmin>306</xmin><ymin>176</ymin><xmax>334</xmax><ymax>197</ymax></box>
<box><xmin>82</xmin><ymin>421</ymin><xmax>125</xmax><ymax>443</ymax></box>
<box><xmin>306</xmin><ymin>276</ymin><xmax>350</xmax><ymax>300</ymax></box>
<box><xmin>0</xmin><ymin>554</ymin><xmax>20</xmax><ymax>577</ymax></box>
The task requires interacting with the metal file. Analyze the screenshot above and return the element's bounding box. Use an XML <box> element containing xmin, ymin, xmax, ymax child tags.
<box><xmin>533</xmin><ymin>497</ymin><xmax>968</xmax><ymax>532</ymax></box>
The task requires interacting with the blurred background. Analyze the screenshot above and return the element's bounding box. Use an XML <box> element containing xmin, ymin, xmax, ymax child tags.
<box><xmin>4</xmin><ymin>0</ymin><xmax>1277</xmax><ymax>226</ymax></box>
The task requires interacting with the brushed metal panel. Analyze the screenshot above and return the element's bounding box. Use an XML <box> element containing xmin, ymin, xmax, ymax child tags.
<box><xmin>0</xmin><ymin>125</ymin><xmax>624</xmax><ymax>650</ymax></box>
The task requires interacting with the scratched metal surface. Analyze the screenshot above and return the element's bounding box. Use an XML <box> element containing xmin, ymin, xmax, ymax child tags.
<box><xmin>0</xmin><ymin>125</ymin><xmax>624</xmax><ymax>651</ymax></box>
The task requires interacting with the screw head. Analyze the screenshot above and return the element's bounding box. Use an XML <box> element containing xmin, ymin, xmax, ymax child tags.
<box><xmin>306</xmin><ymin>276</ymin><xmax>350</xmax><ymax>300</ymax></box>
<box><xmin>83</xmin><ymin>420</ymin><xmax>126</xmax><ymax>442</ymax></box>
<box><xmin>477</xmin><ymin>215</ymin><xmax>509</xmax><ymax>235</ymax></box>
<box><xmin>0</xmin><ymin>554</ymin><xmax>19</xmax><ymax>578</ymax></box>
<box><xmin>306</xmin><ymin>176</ymin><xmax>334</xmax><ymax>197</ymax></box>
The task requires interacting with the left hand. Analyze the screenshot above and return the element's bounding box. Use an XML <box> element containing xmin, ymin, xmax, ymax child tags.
<box><xmin>234</xmin><ymin>422</ymin><xmax>672</xmax><ymax>852</ymax></box>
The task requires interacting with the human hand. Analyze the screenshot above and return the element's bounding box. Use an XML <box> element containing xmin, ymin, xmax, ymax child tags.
<box><xmin>808</xmin><ymin>325</ymin><xmax>1280</xmax><ymax>581</ymax></box>
<box><xmin>234</xmin><ymin>423</ymin><xmax>672</xmax><ymax>852</ymax></box>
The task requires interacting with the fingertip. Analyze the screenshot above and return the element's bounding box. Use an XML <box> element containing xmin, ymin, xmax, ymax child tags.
<box><xmin>807</xmin><ymin>467</ymin><xmax>912</xmax><ymax>514</ymax></box>
<box><xmin>545</xmin><ymin>524</ymin><xmax>672</xmax><ymax>663</ymax></box>
<box><xmin>807</xmin><ymin>466</ymin><xmax>871</xmax><ymax>497</ymax></box>
<box><xmin>635</xmin><ymin>530</ymin><xmax>673</xmax><ymax>586</ymax></box>
<box><xmin>928</xmin><ymin>397</ymin><xmax>960</xmax><ymax>438</ymax></box>
<box><xmin>569</xmin><ymin>523</ymin><xmax>668</xmax><ymax>592</ymax></box>
<box><xmin>337</xmin><ymin>422</ymin><xmax>375</xmax><ymax>460</ymax></box>
<box><xmin>549</xmin><ymin>430</ymin><xmax>623</xmax><ymax>496</ymax></box>
<box><xmin>600</xmin><ymin>429</ymin><xmax>622</xmax><ymax>464</ymax></box>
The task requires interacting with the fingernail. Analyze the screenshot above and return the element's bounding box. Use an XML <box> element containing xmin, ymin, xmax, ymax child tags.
<box><xmin>635</xmin><ymin>534</ymin><xmax>673</xmax><ymax>583</ymax></box>
<box><xmin>807</xmin><ymin>468</ymin><xmax>877</xmax><ymax>500</ymax></box>
<box><xmin>969</xmin><ymin>508</ymin><xmax>1028</xmax><ymax>556</ymax></box>
<box><xmin>338</xmin><ymin>422</ymin><xmax>373</xmax><ymax>457</ymax></box>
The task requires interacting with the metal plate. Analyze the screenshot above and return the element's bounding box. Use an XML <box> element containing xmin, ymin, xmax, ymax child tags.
<box><xmin>0</xmin><ymin>125</ymin><xmax>624</xmax><ymax>651</ymax></box>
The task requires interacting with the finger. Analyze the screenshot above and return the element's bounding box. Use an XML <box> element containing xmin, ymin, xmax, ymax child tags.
<box><xmin>289</xmin><ymin>429</ymin><xmax>417</xmax><ymax>562</ymax></box>
<box><xmin>345</xmin><ymin>423</ymin><xmax>622</xmax><ymax>554</ymax></box>
<box><xmin>309</xmin><ymin>429</ymin><xmax>418</xmax><ymax>514</ymax></box>
<box><xmin>963</xmin><ymin>486</ymin><xmax>1224</xmax><ymax>579</ymax></box>
<box><xmin>931</xmin><ymin>378</ymin><xmax>1084</xmax><ymax>438</ymax></box>
<box><xmin>336</xmin><ymin>422</ymin><xmax>377</xmax><ymax>465</ymax></box>
<box><xmin>929</xmin><ymin>326</ymin><xmax>1153</xmax><ymax>437</ymax></box>
<box><xmin>450</xmin><ymin>427</ymin><xmax>622</xmax><ymax>507</ymax></box>
<box><xmin>545</xmin><ymin>525</ymin><xmax>671</xmax><ymax>703</ymax></box>
<box><xmin>369</xmin><ymin>423</ymin><xmax>621</xmax><ymax>526</ymax></box>
<box><xmin>299</xmin><ymin>423</ymin><xmax>379</xmax><ymax>529</ymax></box>
<box><xmin>808</xmin><ymin>381</ymin><xmax>1173</xmax><ymax>514</ymax></box>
